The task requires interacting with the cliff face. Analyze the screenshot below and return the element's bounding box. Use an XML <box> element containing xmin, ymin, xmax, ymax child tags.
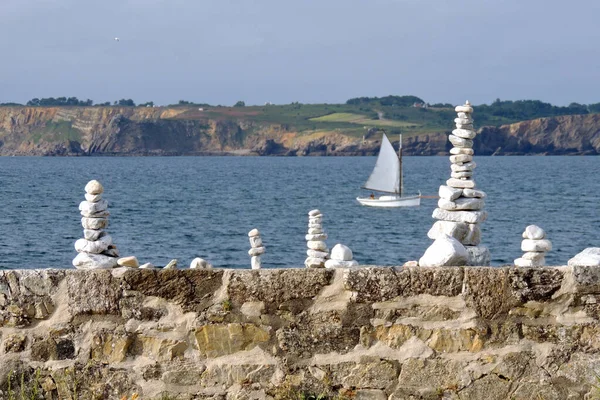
<box><xmin>0</xmin><ymin>107</ymin><xmax>599</xmax><ymax>156</ymax></box>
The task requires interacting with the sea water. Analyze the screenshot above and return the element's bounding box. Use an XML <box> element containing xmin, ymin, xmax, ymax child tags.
<box><xmin>0</xmin><ymin>156</ymin><xmax>598</xmax><ymax>269</ymax></box>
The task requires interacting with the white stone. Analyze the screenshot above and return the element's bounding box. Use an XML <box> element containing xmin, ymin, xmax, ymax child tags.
<box><xmin>249</xmin><ymin>235</ymin><xmax>263</xmax><ymax>248</ymax></box>
<box><xmin>309</xmin><ymin>217</ymin><xmax>323</xmax><ymax>225</ymax></box>
<box><xmin>446</xmin><ymin>178</ymin><xmax>476</xmax><ymax>189</ymax></box>
<box><xmin>117</xmin><ymin>256</ymin><xmax>139</xmax><ymax>268</ymax></box>
<box><xmin>455</xmin><ymin>105</ymin><xmax>473</xmax><ymax>113</ymax></box>
<box><xmin>465</xmin><ymin>245</ymin><xmax>491</xmax><ymax>266</ymax></box>
<box><xmin>305</xmin><ymin>257</ymin><xmax>325</xmax><ymax>268</ymax></box>
<box><xmin>139</xmin><ymin>263</ymin><xmax>156</xmax><ymax>269</ymax></box>
<box><xmin>307</xmin><ymin>249</ymin><xmax>329</xmax><ymax>258</ymax></box>
<box><xmin>330</xmin><ymin>244</ymin><xmax>353</xmax><ymax>261</ymax></box>
<box><xmin>452</xmin><ymin>129</ymin><xmax>476</xmax><ymax>140</ymax></box>
<box><xmin>454</xmin><ymin>117</ymin><xmax>473</xmax><ymax>125</ymax></box>
<box><xmin>451</xmin><ymin>162</ymin><xmax>476</xmax><ymax>172</ymax></box>
<box><xmin>251</xmin><ymin>256</ymin><xmax>262</xmax><ymax>269</ymax></box>
<box><xmin>455</xmin><ymin>123</ymin><xmax>474</xmax><ymax>130</ymax></box>
<box><xmin>307</xmin><ymin>241</ymin><xmax>327</xmax><ymax>251</ymax></box>
<box><xmin>308</xmin><ymin>227</ymin><xmax>323</xmax><ymax>234</ymax></box>
<box><xmin>427</xmin><ymin>220</ymin><xmax>481</xmax><ymax>246</ymax></box>
<box><xmin>85</xmin><ymin>180</ymin><xmax>104</xmax><ymax>195</ymax></box>
<box><xmin>81</xmin><ymin>217</ymin><xmax>108</xmax><ymax>230</ymax></box>
<box><xmin>308</xmin><ymin>209</ymin><xmax>321</xmax><ymax>217</ymax></box>
<box><xmin>439</xmin><ymin>185</ymin><xmax>463</xmax><ymax>201</ymax></box>
<box><xmin>103</xmin><ymin>245</ymin><xmax>119</xmax><ymax>257</ymax></box>
<box><xmin>451</xmin><ymin>171</ymin><xmax>473</xmax><ymax>179</ymax></box>
<box><xmin>438</xmin><ymin>197</ymin><xmax>484</xmax><ymax>211</ymax></box>
<box><xmin>85</xmin><ymin>193</ymin><xmax>102</xmax><ymax>203</ymax></box>
<box><xmin>522</xmin><ymin>251</ymin><xmax>546</xmax><ymax>262</ymax></box>
<box><xmin>462</xmin><ymin>188</ymin><xmax>487</xmax><ymax>198</ymax></box>
<box><xmin>521</xmin><ymin>239</ymin><xmax>552</xmax><ymax>252</ymax></box>
<box><xmin>305</xmin><ymin>233</ymin><xmax>328</xmax><ymax>241</ymax></box>
<box><xmin>457</xmin><ymin>112</ymin><xmax>469</xmax><ymax>119</ymax></box>
<box><xmin>308</xmin><ymin>223</ymin><xmax>323</xmax><ymax>229</ymax></box>
<box><xmin>83</xmin><ymin>229</ymin><xmax>104</xmax><ymax>241</ymax></box>
<box><xmin>403</xmin><ymin>260</ymin><xmax>419</xmax><ymax>267</ymax></box>
<box><xmin>432</xmin><ymin>208</ymin><xmax>487</xmax><ymax>224</ymax></box>
<box><xmin>74</xmin><ymin>235</ymin><xmax>112</xmax><ymax>254</ymax></box>
<box><xmin>449</xmin><ymin>135</ymin><xmax>473</xmax><ymax>148</ymax></box>
<box><xmin>80</xmin><ymin>209</ymin><xmax>109</xmax><ymax>218</ymax></box>
<box><xmin>449</xmin><ymin>154</ymin><xmax>473</xmax><ymax>164</ymax></box>
<box><xmin>248</xmin><ymin>246</ymin><xmax>266</xmax><ymax>256</ymax></box>
<box><xmin>248</xmin><ymin>229</ymin><xmax>260</xmax><ymax>237</ymax></box>
<box><xmin>164</xmin><ymin>259</ymin><xmax>178</xmax><ymax>269</ymax></box>
<box><xmin>190</xmin><ymin>257</ymin><xmax>213</xmax><ymax>269</ymax></box>
<box><xmin>72</xmin><ymin>252</ymin><xmax>118</xmax><ymax>269</ymax></box>
<box><xmin>325</xmin><ymin>259</ymin><xmax>359</xmax><ymax>268</ymax></box>
<box><xmin>568</xmin><ymin>248</ymin><xmax>600</xmax><ymax>266</ymax></box>
<box><xmin>419</xmin><ymin>235</ymin><xmax>468</xmax><ymax>267</ymax></box>
<box><xmin>450</xmin><ymin>147</ymin><xmax>474</xmax><ymax>155</ymax></box>
<box><xmin>514</xmin><ymin>257</ymin><xmax>545</xmax><ymax>267</ymax></box>
<box><xmin>79</xmin><ymin>199</ymin><xmax>108</xmax><ymax>214</ymax></box>
<box><xmin>522</xmin><ymin>225</ymin><xmax>546</xmax><ymax>240</ymax></box>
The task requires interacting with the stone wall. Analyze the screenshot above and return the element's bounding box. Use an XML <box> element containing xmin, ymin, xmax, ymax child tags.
<box><xmin>1</xmin><ymin>266</ymin><xmax>600</xmax><ymax>399</ymax></box>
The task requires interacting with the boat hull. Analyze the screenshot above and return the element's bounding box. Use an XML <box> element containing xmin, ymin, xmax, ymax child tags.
<box><xmin>356</xmin><ymin>194</ymin><xmax>421</xmax><ymax>208</ymax></box>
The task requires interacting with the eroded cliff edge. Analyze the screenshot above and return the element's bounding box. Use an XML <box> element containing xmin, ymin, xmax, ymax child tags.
<box><xmin>1</xmin><ymin>106</ymin><xmax>599</xmax><ymax>156</ymax></box>
<box><xmin>2</xmin><ymin>266</ymin><xmax>600</xmax><ymax>399</ymax></box>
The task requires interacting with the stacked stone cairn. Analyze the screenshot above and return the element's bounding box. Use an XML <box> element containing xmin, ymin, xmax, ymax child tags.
<box><xmin>420</xmin><ymin>101</ymin><xmax>490</xmax><ymax>267</ymax></box>
<box><xmin>248</xmin><ymin>229</ymin><xmax>265</xmax><ymax>269</ymax></box>
<box><xmin>514</xmin><ymin>225</ymin><xmax>551</xmax><ymax>267</ymax></box>
<box><xmin>325</xmin><ymin>244</ymin><xmax>358</xmax><ymax>268</ymax></box>
<box><xmin>305</xmin><ymin>209</ymin><xmax>329</xmax><ymax>268</ymax></box>
<box><xmin>72</xmin><ymin>180</ymin><xmax>119</xmax><ymax>269</ymax></box>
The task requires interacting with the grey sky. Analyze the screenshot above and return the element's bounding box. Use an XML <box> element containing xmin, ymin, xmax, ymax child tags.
<box><xmin>1</xmin><ymin>0</ymin><xmax>599</xmax><ymax>106</ymax></box>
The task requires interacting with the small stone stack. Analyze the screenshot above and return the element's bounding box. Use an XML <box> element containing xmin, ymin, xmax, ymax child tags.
<box><xmin>514</xmin><ymin>225</ymin><xmax>551</xmax><ymax>267</ymax></box>
<box><xmin>248</xmin><ymin>229</ymin><xmax>265</xmax><ymax>269</ymax></box>
<box><xmin>305</xmin><ymin>209</ymin><xmax>329</xmax><ymax>268</ymax></box>
<box><xmin>325</xmin><ymin>244</ymin><xmax>358</xmax><ymax>268</ymax></box>
<box><xmin>422</xmin><ymin>101</ymin><xmax>490</xmax><ymax>266</ymax></box>
<box><xmin>73</xmin><ymin>180</ymin><xmax>119</xmax><ymax>269</ymax></box>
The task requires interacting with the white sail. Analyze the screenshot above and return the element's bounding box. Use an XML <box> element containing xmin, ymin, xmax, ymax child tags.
<box><xmin>363</xmin><ymin>134</ymin><xmax>400</xmax><ymax>194</ymax></box>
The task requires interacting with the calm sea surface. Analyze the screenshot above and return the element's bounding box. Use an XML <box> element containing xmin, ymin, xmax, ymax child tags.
<box><xmin>0</xmin><ymin>156</ymin><xmax>598</xmax><ymax>269</ymax></box>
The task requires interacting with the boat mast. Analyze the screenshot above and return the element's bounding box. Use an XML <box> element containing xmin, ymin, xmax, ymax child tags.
<box><xmin>398</xmin><ymin>133</ymin><xmax>403</xmax><ymax>197</ymax></box>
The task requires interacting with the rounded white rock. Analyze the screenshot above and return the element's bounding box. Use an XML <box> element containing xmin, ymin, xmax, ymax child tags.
<box><xmin>451</xmin><ymin>171</ymin><xmax>473</xmax><ymax>179</ymax></box>
<box><xmin>306</xmin><ymin>233</ymin><xmax>328</xmax><ymax>241</ymax></box>
<box><xmin>454</xmin><ymin>117</ymin><xmax>473</xmax><ymax>125</ymax></box>
<box><xmin>85</xmin><ymin>193</ymin><xmax>102</xmax><ymax>203</ymax></box>
<box><xmin>439</xmin><ymin>185</ymin><xmax>463</xmax><ymax>201</ymax></box>
<box><xmin>308</xmin><ymin>227</ymin><xmax>323</xmax><ymax>234</ymax></box>
<box><xmin>432</xmin><ymin>208</ymin><xmax>487</xmax><ymax>224</ymax></box>
<box><xmin>248</xmin><ymin>247</ymin><xmax>266</xmax><ymax>256</ymax></box>
<box><xmin>446</xmin><ymin>178</ymin><xmax>476</xmax><ymax>189</ymax></box>
<box><xmin>307</xmin><ymin>241</ymin><xmax>328</xmax><ymax>251</ymax></box>
<box><xmin>449</xmin><ymin>135</ymin><xmax>473</xmax><ymax>148</ymax></box>
<box><xmin>514</xmin><ymin>257</ymin><xmax>545</xmax><ymax>267</ymax></box>
<box><xmin>450</xmin><ymin>147</ymin><xmax>474</xmax><ymax>155</ymax></box>
<box><xmin>452</xmin><ymin>129</ymin><xmax>476</xmax><ymax>140</ymax></box>
<box><xmin>81</xmin><ymin>217</ymin><xmax>108</xmax><ymax>230</ymax></box>
<box><xmin>248</xmin><ymin>229</ymin><xmax>260</xmax><ymax>237</ymax></box>
<box><xmin>309</xmin><ymin>217</ymin><xmax>323</xmax><ymax>225</ymax></box>
<box><xmin>449</xmin><ymin>154</ymin><xmax>473</xmax><ymax>164</ymax></box>
<box><xmin>568</xmin><ymin>248</ymin><xmax>600</xmax><ymax>267</ymax></box>
<box><xmin>72</xmin><ymin>252</ymin><xmax>118</xmax><ymax>269</ymax></box>
<box><xmin>83</xmin><ymin>229</ymin><xmax>105</xmax><ymax>241</ymax></box>
<box><xmin>139</xmin><ymin>262</ymin><xmax>156</xmax><ymax>269</ymax></box>
<box><xmin>522</xmin><ymin>225</ymin><xmax>546</xmax><ymax>240</ymax></box>
<box><xmin>164</xmin><ymin>259</ymin><xmax>178</xmax><ymax>269</ymax></box>
<box><xmin>75</xmin><ymin>235</ymin><xmax>112</xmax><ymax>254</ymax></box>
<box><xmin>251</xmin><ymin>256</ymin><xmax>262</xmax><ymax>269</ymax></box>
<box><xmin>462</xmin><ymin>188</ymin><xmax>486</xmax><ymax>198</ymax></box>
<box><xmin>249</xmin><ymin>235</ymin><xmax>263</xmax><ymax>248</ymax></box>
<box><xmin>418</xmin><ymin>235</ymin><xmax>468</xmax><ymax>267</ymax></box>
<box><xmin>522</xmin><ymin>251</ymin><xmax>546</xmax><ymax>262</ymax></box>
<box><xmin>521</xmin><ymin>239</ymin><xmax>552</xmax><ymax>252</ymax></box>
<box><xmin>307</xmin><ymin>249</ymin><xmax>329</xmax><ymax>258</ymax></box>
<box><xmin>451</xmin><ymin>162</ymin><xmax>476</xmax><ymax>172</ymax></box>
<box><xmin>325</xmin><ymin>259</ymin><xmax>359</xmax><ymax>268</ymax></box>
<box><xmin>308</xmin><ymin>209</ymin><xmax>321</xmax><ymax>217</ymax></box>
<box><xmin>117</xmin><ymin>256</ymin><xmax>139</xmax><ymax>268</ymax></box>
<box><xmin>330</xmin><ymin>244</ymin><xmax>353</xmax><ymax>261</ymax></box>
<box><xmin>455</xmin><ymin>105</ymin><xmax>474</xmax><ymax>113</ymax></box>
<box><xmin>438</xmin><ymin>197</ymin><xmax>484</xmax><ymax>211</ymax></box>
<box><xmin>190</xmin><ymin>257</ymin><xmax>213</xmax><ymax>269</ymax></box>
<box><xmin>85</xmin><ymin>180</ymin><xmax>104</xmax><ymax>195</ymax></box>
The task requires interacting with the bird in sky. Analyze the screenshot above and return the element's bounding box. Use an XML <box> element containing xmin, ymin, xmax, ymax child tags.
<box><xmin>114</xmin><ymin>37</ymin><xmax>120</xmax><ymax>42</ymax></box>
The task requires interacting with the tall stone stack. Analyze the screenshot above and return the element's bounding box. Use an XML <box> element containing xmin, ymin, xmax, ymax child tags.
<box><xmin>421</xmin><ymin>101</ymin><xmax>491</xmax><ymax>266</ymax></box>
<box><xmin>72</xmin><ymin>180</ymin><xmax>119</xmax><ymax>269</ymax></box>
<box><xmin>305</xmin><ymin>209</ymin><xmax>329</xmax><ymax>268</ymax></box>
<box><xmin>248</xmin><ymin>229</ymin><xmax>265</xmax><ymax>269</ymax></box>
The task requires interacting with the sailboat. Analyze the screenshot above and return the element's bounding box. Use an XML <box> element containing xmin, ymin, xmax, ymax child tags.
<box><xmin>356</xmin><ymin>132</ymin><xmax>421</xmax><ymax>208</ymax></box>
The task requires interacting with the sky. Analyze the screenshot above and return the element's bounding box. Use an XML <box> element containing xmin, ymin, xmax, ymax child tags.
<box><xmin>1</xmin><ymin>0</ymin><xmax>599</xmax><ymax>107</ymax></box>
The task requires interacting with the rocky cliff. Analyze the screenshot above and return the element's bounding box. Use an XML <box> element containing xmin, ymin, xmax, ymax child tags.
<box><xmin>0</xmin><ymin>107</ymin><xmax>599</xmax><ymax>156</ymax></box>
<box><xmin>2</xmin><ymin>266</ymin><xmax>600</xmax><ymax>399</ymax></box>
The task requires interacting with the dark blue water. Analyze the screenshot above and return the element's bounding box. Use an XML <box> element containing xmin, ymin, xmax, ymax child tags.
<box><xmin>0</xmin><ymin>156</ymin><xmax>598</xmax><ymax>269</ymax></box>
